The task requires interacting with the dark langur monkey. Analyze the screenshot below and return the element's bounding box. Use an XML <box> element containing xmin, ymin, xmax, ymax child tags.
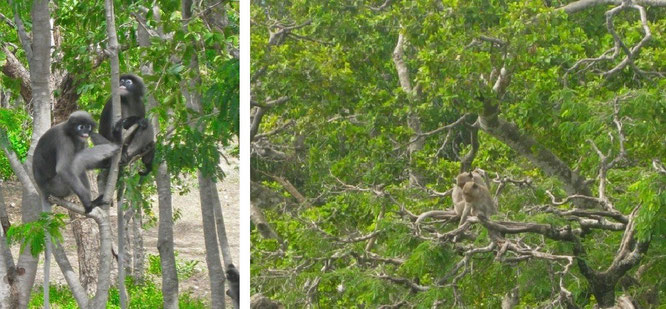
<box><xmin>97</xmin><ymin>74</ymin><xmax>155</xmax><ymax>176</ymax></box>
<box><xmin>452</xmin><ymin>171</ymin><xmax>486</xmax><ymax>224</ymax></box>
<box><xmin>33</xmin><ymin>111</ymin><xmax>119</xmax><ymax>213</ymax></box>
<box><xmin>226</xmin><ymin>264</ymin><xmax>240</xmax><ymax>308</ymax></box>
<box><xmin>460</xmin><ymin>182</ymin><xmax>497</xmax><ymax>224</ymax></box>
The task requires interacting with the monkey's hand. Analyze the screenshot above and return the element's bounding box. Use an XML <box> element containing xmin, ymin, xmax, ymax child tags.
<box><xmin>137</xmin><ymin>118</ymin><xmax>149</xmax><ymax>129</ymax></box>
<box><xmin>112</xmin><ymin>121</ymin><xmax>124</xmax><ymax>142</ymax></box>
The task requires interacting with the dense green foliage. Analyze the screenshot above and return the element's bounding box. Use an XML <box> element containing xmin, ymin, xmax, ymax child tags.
<box><xmin>6</xmin><ymin>213</ymin><xmax>67</xmax><ymax>257</ymax></box>
<box><xmin>251</xmin><ymin>0</ymin><xmax>666</xmax><ymax>307</ymax></box>
<box><xmin>0</xmin><ymin>108</ymin><xmax>30</xmax><ymax>179</ymax></box>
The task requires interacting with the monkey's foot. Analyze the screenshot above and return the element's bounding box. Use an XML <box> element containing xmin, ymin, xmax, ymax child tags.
<box><xmin>91</xmin><ymin>195</ymin><xmax>105</xmax><ymax>206</ymax></box>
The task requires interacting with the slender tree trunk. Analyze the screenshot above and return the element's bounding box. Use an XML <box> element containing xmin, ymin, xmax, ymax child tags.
<box><xmin>87</xmin><ymin>0</ymin><xmax>124</xmax><ymax>307</ymax></box>
<box><xmin>69</xmin><ymin>211</ymin><xmax>99</xmax><ymax>294</ymax></box>
<box><xmin>69</xmin><ymin>173</ymin><xmax>101</xmax><ymax>294</ymax></box>
<box><xmin>156</xmin><ymin>162</ymin><xmax>179</xmax><ymax>308</ymax></box>
<box><xmin>392</xmin><ymin>33</ymin><xmax>424</xmax><ymax>187</ymax></box>
<box><xmin>182</xmin><ymin>0</ymin><xmax>226</xmax><ymax>307</ymax></box>
<box><xmin>198</xmin><ymin>173</ymin><xmax>226</xmax><ymax>309</ymax></box>
<box><xmin>42</xmin><ymin>203</ymin><xmax>51</xmax><ymax>309</ymax></box>
<box><xmin>131</xmin><ymin>204</ymin><xmax>144</xmax><ymax>283</ymax></box>
<box><xmin>0</xmin><ymin>184</ymin><xmax>10</xmax><ymax>232</ymax></box>
<box><xmin>90</xmin><ymin>209</ymin><xmax>113</xmax><ymax>308</ymax></box>
<box><xmin>52</xmin><ymin>241</ymin><xmax>89</xmax><ymax>308</ymax></box>
<box><xmin>211</xmin><ymin>184</ymin><xmax>233</xmax><ymax>267</ymax></box>
<box><xmin>136</xmin><ymin>8</ymin><xmax>179</xmax><ymax>299</ymax></box>
<box><xmin>27</xmin><ymin>0</ymin><xmax>53</xmax><ymax>307</ymax></box>
<box><xmin>0</xmin><ymin>221</ymin><xmax>17</xmax><ymax>307</ymax></box>
<box><xmin>116</xmin><ymin>189</ymin><xmax>128</xmax><ymax>308</ymax></box>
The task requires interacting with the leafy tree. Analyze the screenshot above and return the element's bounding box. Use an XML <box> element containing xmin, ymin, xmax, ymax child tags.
<box><xmin>251</xmin><ymin>1</ymin><xmax>666</xmax><ymax>307</ymax></box>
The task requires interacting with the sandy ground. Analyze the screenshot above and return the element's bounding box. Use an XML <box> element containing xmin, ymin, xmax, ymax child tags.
<box><xmin>1</xmin><ymin>152</ymin><xmax>239</xmax><ymax>307</ymax></box>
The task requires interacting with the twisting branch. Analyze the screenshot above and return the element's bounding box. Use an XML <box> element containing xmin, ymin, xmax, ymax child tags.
<box><xmin>392</xmin><ymin>32</ymin><xmax>414</xmax><ymax>96</ymax></box>
<box><xmin>587</xmin><ymin>95</ymin><xmax>631</xmax><ymax>210</ymax></box>
<box><xmin>492</xmin><ymin>175</ymin><xmax>532</xmax><ymax>197</ymax></box>
<box><xmin>367</xmin><ymin>0</ymin><xmax>393</xmax><ymax>11</ymax></box>
<box><xmin>250</xmin><ymin>96</ymin><xmax>289</xmax><ymax>141</ymax></box>
<box><xmin>374</xmin><ymin>274</ymin><xmax>429</xmax><ymax>292</ymax></box>
<box><xmin>565</xmin><ymin>1</ymin><xmax>659</xmax><ymax>80</ymax></box>
<box><xmin>7</xmin><ymin>0</ymin><xmax>32</xmax><ymax>60</ymax></box>
<box><xmin>653</xmin><ymin>159</ymin><xmax>666</xmax><ymax>174</ymax></box>
<box><xmin>602</xmin><ymin>2</ymin><xmax>652</xmax><ymax>78</ymax></box>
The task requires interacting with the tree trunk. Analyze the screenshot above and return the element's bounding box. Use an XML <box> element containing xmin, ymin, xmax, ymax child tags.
<box><xmin>70</xmin><ymin>211</ymin><xmax>99</xmax><ymax>294</ymax></box>
<box><xmin>131</xmin><ymin>204</ymin><xmax>145</xmax><ymax>283</ymax></box>
<box><xmin>0</xmin><ymin>221</ymin><xmax>17</xmax><ymax>308</ymax></box>
<box><xmin>181</xmin><ymin>0</ymin><xmax>226</xmax><ymax>307</ymax></box>
<box><xmin>211</xmin><ymin>184</ymin><xmax>233</xmax><ymax>267</ymax></box>
<box><xmin>156</xmin><ymin>161</ymin><xmax>179</xmax><ymax>308</ymax></box>
<box><xmin>589</xmin><ymin>276</ymin><xmax>617</xmax><ymax>308</ymax></box>
<box><xmin>27</xmin><ymin>0</ymin><xmax>53</xmax><ymax>307</ymax></box>
<box><xmin>116</xmin><ymin>189</ymin><xmax>128</xmax><ymax>308</ymax></box>
<box><xmin>198</xmin><ymin>173</ymin><xmax>227</xmax><ymax>309</ymax></box>
<box><xmin>70</xmin><ymin>172</ymin><xmax>101</xmax><ymax>294</ymax></box>
<box><xmin>0</xmin><ymin>185</ymin><xmax>10</xmax><ymax>233</ymax></box>
<box><xmin>136</xmin><ymin>10</ymin><xmax>179</xmax><ymax>299</ymax></box>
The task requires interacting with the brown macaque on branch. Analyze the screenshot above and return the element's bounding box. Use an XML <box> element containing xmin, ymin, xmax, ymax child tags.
<box><xmin>460</xmin><ymin>181</ymin><xmax>497</xmax><ymax>224</ymax></box>
<box><xmin>452</xmin><ymin>171</ymin><xmax>487</xmax><ymax>224</ymax></box>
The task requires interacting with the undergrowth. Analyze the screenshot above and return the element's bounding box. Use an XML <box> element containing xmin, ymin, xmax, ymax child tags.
<box><xmin>28</xmin><ymin>277</ymin><xmax>207</xmax><ymax>308</ymax></box>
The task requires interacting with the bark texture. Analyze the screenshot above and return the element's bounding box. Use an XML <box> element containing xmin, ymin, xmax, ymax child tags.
<box><xmin>156</xmin><ymin>162</ymin><xmax>179</xmax><ymax>309</ymax></box>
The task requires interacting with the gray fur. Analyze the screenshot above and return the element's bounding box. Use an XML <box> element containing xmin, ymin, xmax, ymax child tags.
<box><xmin>33</xmin><ymin>111</ymin><xmax>119</xmax><ymax>213</ymax></box>
<box><xmin>97</xmin><ymin>73</ymin><xmax>155</xmax><ymax>176</ymax></box>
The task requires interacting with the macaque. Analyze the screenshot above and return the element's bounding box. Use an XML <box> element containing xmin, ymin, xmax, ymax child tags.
<box><xmin>460</xmin><ymin>181</ymin><xmax>497</xmax><ymax>224</ymax></box>
<box><xmin>452</xmin><ymin>171</ymin><xmax>487</xmax><ymax>220</ymax></box>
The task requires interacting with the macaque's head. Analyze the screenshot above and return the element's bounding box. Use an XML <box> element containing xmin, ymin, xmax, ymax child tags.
<box><xmin>456</xmin><ymin>172</ymin><xmax>476</xmax><ymax>188</ymax></box>
<box><xmin>462</xmin><ymin>182</ymin><xmax>482</xmax><ymax>201</ymax></box>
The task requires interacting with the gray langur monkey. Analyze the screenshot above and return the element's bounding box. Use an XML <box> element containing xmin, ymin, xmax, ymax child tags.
<box><xmin>33</xmin><ymin>111</ymin><xmax>119</xmax><ymax>213</ymax></box>
<box><xmin>96</xmin><ymin>73</ymin><xmax>155</xmax><ymax>176</ymax></box>
<box><xmin>226</xmin><ymin>264</ymin><xmax>240</xmax><ymax>308</ymax></box>
<box><xmin>452</xmin><ymin>171</ymin><xmax>487</xmax><ymax>224</ymax></box>
<box><xmin>460</xmin><ymin>181</ymin><xmax>497</xmax><ymax>224</ymax></box>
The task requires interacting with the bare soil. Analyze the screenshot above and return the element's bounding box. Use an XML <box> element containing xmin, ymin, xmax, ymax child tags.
<box><xmin>2</xmin><ymin>152</ymin><xmax>239</xmax><ymax>307</ymax></box>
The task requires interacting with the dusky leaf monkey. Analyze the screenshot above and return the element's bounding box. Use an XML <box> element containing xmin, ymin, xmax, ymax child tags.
<box><xmin>226</xmin><ymin>264</ymin><xmax>240</xmax><ymax>308</ymax></box>
<box><xmin>96</xmin><ymin>73</ymin><xmax>155</xmax><ymax>176</ymax></box>
<box><xmin>33</xmin><ymin>111</ymin><xmax>119</xmax><ymax>213</ymax></box>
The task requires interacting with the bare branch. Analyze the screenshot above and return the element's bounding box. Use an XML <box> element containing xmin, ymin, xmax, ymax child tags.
<box><xmin>392</xmin><ymin>32</ymin><xmax>413</xmax><ymax>95</ymax></box>
<box><xmin>559</xmin><ymin>0</ymin><xmax>666</xmax><ymax>14</ymax></box>
<box><xmin>653</xmin><ymin>159</ymin><xmax>666</xmax><ymax>174</ymax></box>
<box><xmin>374</xmin><ymin>274</ymin><xmax>429</xmax><ymax>292</ymax></box>
<box><xmin>7</xmin><ymin>0</ymin><xmax>32</xmax><ymax>60</ymax></box>
<box><xmin>367</xmin><ymin>0</ymin><xmax>393</xmax><ymax>11</ymax></box>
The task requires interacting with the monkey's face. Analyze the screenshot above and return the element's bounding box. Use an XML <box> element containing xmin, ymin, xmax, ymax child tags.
<box><xmin>119</xmin><ymin>77</ymin><xmax>135</xmax><ymax>90</ymax></box>
<box><xmin>68</xmin><ymin>121</ymin><xmax>94</xmax><ymax>142</ymax></box>
<box><xmin>118</xmin><ymin>76</ymin><xmax>138</xmax><ymax>97</ymax></box>
<box><xmin>462</xmin><ymin>182</ymin><xmax>479</xmax><ymax>200</ymax></box>
<box><xmin>65</xmin><ymin>111</ymin><xmax>96</xmax><ymax>142</ymax></box>
<box><xmin>76</xmin><ymin>122</ymin><xmax>93</xmax><ymax>138</ymax></box>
